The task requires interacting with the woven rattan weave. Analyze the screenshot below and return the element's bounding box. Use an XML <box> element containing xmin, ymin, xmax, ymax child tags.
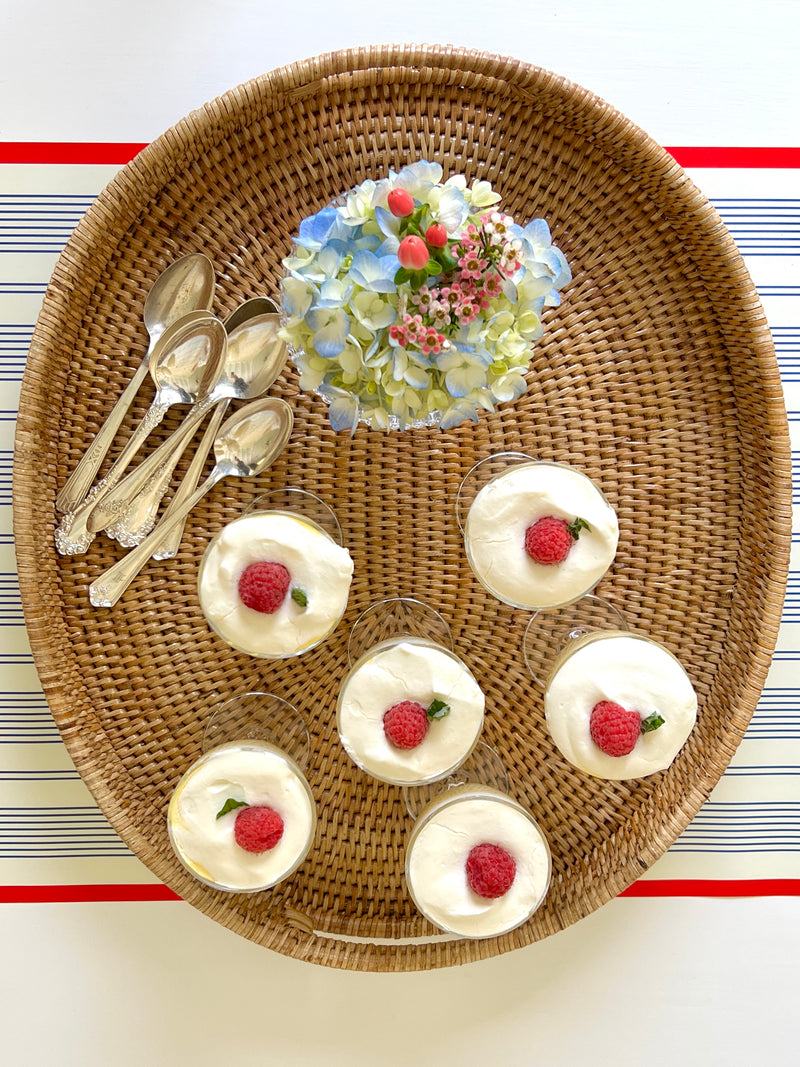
<box><xmin>13</xmin><ymin>46</ymin><xmax>791</xmax><ymax>970</ymax></box>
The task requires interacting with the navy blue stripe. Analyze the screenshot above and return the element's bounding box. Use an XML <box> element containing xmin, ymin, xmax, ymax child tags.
<box><xmin>669</xmin><ymin>847</ymin><xmax>800</xmax><ymax>853</ymax></box>
<box><xmin>0</xmin><ymin>197</ymin><xmax>796</xmax><ymax>258</ymax></box>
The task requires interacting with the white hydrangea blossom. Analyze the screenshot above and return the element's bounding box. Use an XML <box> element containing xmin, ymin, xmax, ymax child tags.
<box><xmin>279</xmin><ymin>161</ymin><xmax>571</xmax><ymax>431</ymax></box>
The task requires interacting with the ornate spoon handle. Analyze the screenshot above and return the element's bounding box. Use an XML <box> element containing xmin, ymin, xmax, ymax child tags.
<box><xmin>87</xmin><ymin>395</ymin><xmax>217</xmax><ymax>535</ymax></box>
<box><xmin>89</xmin><ymin>471</ymin><xmax>224</xmax><ymax>608</ymax></box>
<box><xmin>54</xmin><ymin>400</ymin><xmax>171</xmax><ymax>555</ymax></box>
<box><xmin>151</xmin><ymin>401</ymin><xmax>230</xmax><ymax>559</ymax></box>
<box><xmin>56</xmin><ymin>357</ymin><xmax>151</xmax><ymax>513</ymax></box>
<box><xmin>105</xmin><ymin>464</ymin><xmax>178</xmax><ymax>547</ymax></box>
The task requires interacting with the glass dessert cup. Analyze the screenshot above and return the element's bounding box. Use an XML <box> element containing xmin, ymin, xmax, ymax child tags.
<box><xmin>530</xmin><ymin>615</ymin><xmax>699</xmax><ymax>781</ymax></box>
<box><xmin>245</xmin><ymin>486</ymin><xmax>343</xmax><ymax>542</ymax></box>
<box><xmin>346</xmin><ymin>596</ymin><xmax>453</xmax><ymax>665</ymax></box>
<box><xmin>458</xmin><ymin>453</ymin><xmax>620</xmax><ymax>611</ymax></box>
<box><xmin>337</xmin><ymin>598</ymin><xmax>486</xmax><ymax>787</ymax></box>
<box><xmin>402</xmin><ymin>740</ymin><xmax>509</xmax><ymax>819</ymax></box>
<box><xmin>197</xmin><ymin>487</ymin><xmax>353</xmax><ymax>659</ymax></box>
<box><xmin>454</xmin><ymin>450</ymin><xmax>535</xmax><ymax>533</ymax></box>
<box><xmin>404</xmin><ymin>783</ymin><xmax>552</xmax><ymax>939</ymax></box>
<box><xmin>522</xmin><ymin>594</ymin><xmax>629</xmax><ymax>689</ymax></box>
<box><xmin>167</xmin><ymin>692</ymin><xmax>317</xmax><ymax>893</ymax></box>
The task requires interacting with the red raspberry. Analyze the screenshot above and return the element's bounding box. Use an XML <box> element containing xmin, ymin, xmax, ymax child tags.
<box><xmin>233</xmin><ymin>805</ymin><xmax>284</xmax><ymax>853</ymax></box>
<box><xmin>590</xmin><ymin>700</ymin><xmax>641</xmax><ymax>757</ymax></box>
<box><xmin>466</xmin><ymin>843</ymin><xmax>517</xmax><ymax>898</ymax></box>
<box><xmin>238</xmin><ymin>561</ymin><xmax>291</xmax><ymax>614</ymax></box>
<box><xmin>383</xmin><ymin>700</ymin><xmax>429</xmax><ymax>750</ymax></box>
<box><xmin>524</xmin><ymin>516</ymin><xmax>574</xmax><ymax>565</ymax></box>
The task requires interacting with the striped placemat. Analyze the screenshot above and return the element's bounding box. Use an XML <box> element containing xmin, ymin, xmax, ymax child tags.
<box><xmin>1</xmin><ymin>145</ymin><xmax>798</xmax><ymax>902</ymax></box>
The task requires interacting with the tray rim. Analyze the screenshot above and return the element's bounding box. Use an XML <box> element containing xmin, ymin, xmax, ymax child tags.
<box><xmin>12</xmin><ymin>43</ymin><xmax>793</xmax><ymax>971</ymax></box>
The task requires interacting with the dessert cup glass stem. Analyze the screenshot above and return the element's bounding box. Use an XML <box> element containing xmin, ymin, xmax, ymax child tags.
<box><xmin>246</xmin><ymin>487</ymin><xmax>343</xmax><ymax>546</ymax></box>
<box><xmin>402</xmin><ymin>741</ymin><xmax>509</xmax><ymax>819</ymax></box>
<box><xmin>347</xmin><ymin>597</ymin><xmax>452</xmax><ymax>666</ymax></box>
<box><xmin>455</xmin><ymin>450</ymin><xmax>534</xmax><ymax>533</ymax></box>
<box><xmin>522</xmin><ymin>594</ymin><xmax>628</xmax><ymax>689</ymax></box>
<box><xmin>203</xmin><ymin>691</ymin><xmax>310</xmax><ymax>769</ymax></box>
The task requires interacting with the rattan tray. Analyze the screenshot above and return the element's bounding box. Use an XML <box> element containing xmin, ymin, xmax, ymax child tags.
<box><xmin>13</xmin><ymin>45</ymin><xmax>792</xmax><ymax>971</ymax></box>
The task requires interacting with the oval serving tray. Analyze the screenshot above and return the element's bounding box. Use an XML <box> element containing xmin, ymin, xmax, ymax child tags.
<box><xmin>13</xmin><ymin>45</ymin><xmax>791</xmax><ymax>971</ymax></box>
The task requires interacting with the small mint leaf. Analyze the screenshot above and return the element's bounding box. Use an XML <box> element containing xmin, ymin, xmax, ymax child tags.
<box><xmin>567</xmin><ymin>516</ymin><xmax>591</xmax><ymax>541</ymax></box>
<box><xmin>427</xmin><ymin>698</ymin><xmax>450</xmax><ymax>721</ymax></box>
<box><xmin>394</xmin><ymin>266</ymin><xmax>412</xmax><ymax>285</ymax></box>
<box><xmin>641</xmin><ymin>713</ymin><xmax>665</xmax><ymax>734</ymax></box>
<box><xmin>291</xmin><ymin>588</ymin><xmax>308</xmax><ymax>608</ymax></box>
<box><xmin>216</xmin><ymin>798</ymin><xmax>248</xmax><ymax>820</ymax></box>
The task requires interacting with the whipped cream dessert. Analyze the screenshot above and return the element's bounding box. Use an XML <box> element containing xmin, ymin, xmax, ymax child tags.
<box><xmin>544</xmin><ymin>631</ymin><xmax>698</xmax><ymax>780</ymax></box>
<box><xmin>405</xmin><ymin>786</ymin><xmax>551</xmax><ymax>938</ymax></box>
<box><xmin>337</xmin><ymin>638</ymin><xmax>485</xmax><ymax>785</ymax></box>
<box><xmin>167</xmin><ymin>741</ymin><xmax>316</xmax><ymax>892</ymax></box>
<box><xmin>198</xmin><ymin>511</ymin><xmax>354</xmax><ymax>658</ymax></box>
<box><xmin>464</xmin><ymin>462</ymin><xmax>619</xmax><ymax>609</ymax></box>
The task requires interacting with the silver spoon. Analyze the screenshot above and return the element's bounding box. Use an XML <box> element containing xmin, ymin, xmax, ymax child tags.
<box><xmin>54</xmin><ymin>313</ymin><xmax>227</xmax><ymax>555</ymax></box>
<box><xmin>55</xmin><ymin>253</ymin><xmax>215</xmax><ymax>513</ymax></box>
<box><xmin>102</xmin><ymin>299</ymin><xmax>282</xmax><ymax>547</ymax></box>
<box><xmin>88</xmin><ymin>398</ymin><xmax>294</xmax><ymax>608</ymax></box>
<box><xmin>223</xmin><ymin>296</ymin><xmax>280</xmax><ymax>333</ymax></box>
<box><xmin>152</xmin><ymin>297</ymin><xmax>284</xmax><ymax>559</ymax></box>
<box><xmin>97</xmin><ymin>307</ymin><xmax>285</xmax><ymax>545</ymax></box>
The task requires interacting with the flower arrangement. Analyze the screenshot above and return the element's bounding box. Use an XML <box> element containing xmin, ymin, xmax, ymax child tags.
<box><xmin>279</xmin><ymin>161</ymin><xmax>571</xmax><ymax>431</ymax></box>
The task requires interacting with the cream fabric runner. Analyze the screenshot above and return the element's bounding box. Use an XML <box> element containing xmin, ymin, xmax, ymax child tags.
<box><xmin>2</xmin><ymin>160</ymin><xmax>797</xmax><ymax>892</ymax></box>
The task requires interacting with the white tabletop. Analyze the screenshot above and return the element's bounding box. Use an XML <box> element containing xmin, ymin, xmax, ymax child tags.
<box><xmin>2</xmin><ymin>3</ymin><xmax>799</xmax><ymax>1064</ymax></box>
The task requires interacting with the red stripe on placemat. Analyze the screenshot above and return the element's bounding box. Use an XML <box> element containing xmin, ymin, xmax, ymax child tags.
<box><xmin>619</xmin><ymin>879</ymin><xmax>800</xmax><ymax>898</ymax></box>
<box><xmin>0</xmin><ymin>143</ymin><xmax>799</xmax><ymax>168</ymax></box>
<box><xmin>0</xmin><ymin>885</ymin><xmax>181</xmax><ymax>903</ymax></box>
<box><xmin>666</xmin><ymin>146</ymin><xmax>800</xmax><ymax>168</ymax></box>
<box><xmin>0</xmin><ymin>142</ymin><xmax>148</xmax><ymax>164</ymax></box>
<box><xmin>1</xmin><ymin>880</ymin><xmax>799</xmax><ymax>903</ymax></box>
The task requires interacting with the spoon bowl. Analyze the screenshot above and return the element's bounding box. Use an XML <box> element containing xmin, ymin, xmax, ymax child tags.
<box><xmin>144</xmin><ymin>253</ymin><xmax>216</xmax><ymax>342</ymax></box>
<box><xmin>210</xmin><ymin>396</ymin><xmax>294</xmax><ymax>479</ymax></box>
<box><xmin>149</xmin><ymin>313</ymin><xmax>229</xmax><ymax>404</ymax></box>
<box><xmin>218</xmin><ymin>312</ymin><xmax>285</xmax><ymax>400</ymax></box>
<box><xmin>222</xmin><ymin>295</ymin><xmax>280</xmax><ymax>334</ymax></box>
<box><xmin>101</xmin><ymin>308</ymin><xmax>287</xmax><ymax>545</ymax></box>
